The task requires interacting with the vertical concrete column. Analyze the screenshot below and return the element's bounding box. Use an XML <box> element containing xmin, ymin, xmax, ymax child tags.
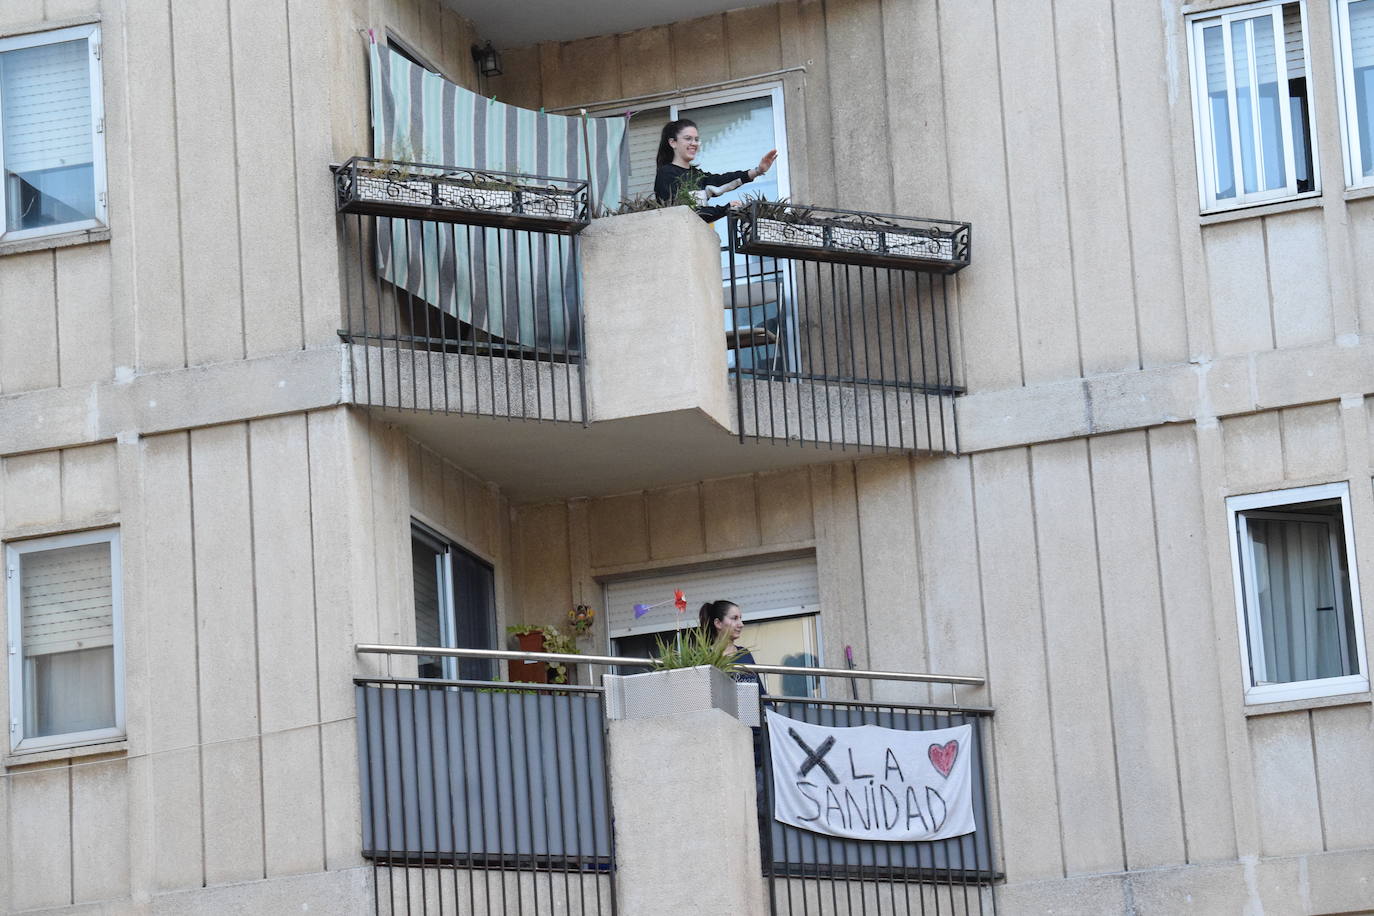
<box><xmin>607</xmin><ymin>708</ymin><xmax>768</xmax><ymax>915</ymax></box>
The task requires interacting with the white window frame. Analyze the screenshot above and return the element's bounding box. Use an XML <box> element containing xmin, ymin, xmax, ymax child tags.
<box><xmin>1332</xmin><ymin>0</ymin><xmax>1374</xmax><ymax>188</ymax></box>
<box><xmin>0</xmin><ymin>23</ymin><xmax>108</xmax><ymax>244</ymax></box>
<box><xmin>6</xmin><ymin>528</ymin><xmax>125</xmax><ymax>754</ymax></box>
<box><xmin>1226</xmin><ymin>482</ymin><xmax>1368</xmax><ymax>705</ymax></box>
<box><xmin>1186</xmin><ymin>0</ymin><xmax>1320</xmax><ymax>212</ymax></box>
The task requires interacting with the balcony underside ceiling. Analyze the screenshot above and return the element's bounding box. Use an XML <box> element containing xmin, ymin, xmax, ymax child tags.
<box><xmin>446</xmin><ymin>0</ymin><xmax>778</xmax><ymax>48</ymax></box>
<box><xmin>372</xmin><ymin>407</ymin><xmax>903</xmax><ymax>504</ymax></box>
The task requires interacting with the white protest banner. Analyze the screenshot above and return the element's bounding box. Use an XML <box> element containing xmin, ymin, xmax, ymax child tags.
<box><xmin>766</xmin><ymin>709</ymin><xmax>975</xmax><ymax>842</ymax></box>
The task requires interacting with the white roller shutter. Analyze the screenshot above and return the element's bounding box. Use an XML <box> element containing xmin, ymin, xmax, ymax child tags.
<box><xmin>0</xmin><ymin>35</ymin><xmax>94</xmax><ymax>176</ymax></box>
<box><xmin>605</xmin><ymin>554</ymin><xmax>819</xmax><ymax>637</ymax></box>
<box><xmin>20</xmin><ymin>541</ymin><xmax>113</xmax><ymax>657</ymax></box>
<box><xmin>619</xmin><ymin>106</ymin><xmax>670</xmax><ymax>200</ymax></box>
<box><xmin>1351</xmin><ymin>0</ymin><xmax>1374</xmax><ymax>68</ymax></box>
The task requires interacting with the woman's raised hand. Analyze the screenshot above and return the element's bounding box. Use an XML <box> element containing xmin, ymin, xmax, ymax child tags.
<box><xmin>756</xmin><ymin>149</ymin><xmax>778</xmax><ymax>175</ymax></box>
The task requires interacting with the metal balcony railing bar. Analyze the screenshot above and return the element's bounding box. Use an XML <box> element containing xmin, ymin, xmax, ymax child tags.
<box><xmin>337</xmin><ymin>174</ymin><xmax>588</xmax><ymax>424</ymax></box>
<box><xmin>727</xmin><ymin>206</ymin><xmax>965</xmax><ymax>454</ymax></box>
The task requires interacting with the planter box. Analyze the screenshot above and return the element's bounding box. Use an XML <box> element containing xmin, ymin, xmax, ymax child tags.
<box><xmin>334</xmin><ymin>156</ymin><xmax>590</xmax><ymax>234</ymax></box>
<box><xmin>604</xmin><ymin>665</ymin><xmax>739</xmax><ymax>722</ymax></box>
<box><xmin>735</xmin><ymin>680</ymin><xmax>762</xmax><ymax>728</ymax></box>
<box><xmin>732</xmin><ymin>201</ymin><xmax>971</xmax><ymax>274</ymax></box>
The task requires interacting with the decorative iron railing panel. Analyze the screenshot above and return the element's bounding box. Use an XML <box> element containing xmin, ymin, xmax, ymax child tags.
<box><xmin>335</xmin><ymin>157</ymin><xmax>590</xmax><ymax>234</ymax></box>
<box><xmin>356</xmin><ymin>680</ymin><xmax>616</xmax><ymax>916</ymax></box>
<box><xmin>759</xmin><ymin>697</ymin><xmax>998</xmax><ymax>915</ymax></box>
<box><xmin>727</xmin><ymin>205</ymin><xmax>965</xmax><ymax>452</ymax></box>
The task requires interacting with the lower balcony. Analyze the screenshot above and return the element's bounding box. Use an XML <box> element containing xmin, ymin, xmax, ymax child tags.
<box><xmin>335</xmin><ymin>160</ymin><xmax>968</xmax><ymax>500</ymax></box>
<box><xmin>353</xmin><ymin>644</ymin><xmax>997</xmax><ymax>915</ymax></box>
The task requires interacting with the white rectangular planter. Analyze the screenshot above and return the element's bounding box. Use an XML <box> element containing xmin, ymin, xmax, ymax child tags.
<box><xmin>604</xmin><ymin>665</ymin><xmax>739</xmax><ymax>721</ymax></box>
<box><xmin>755</xmin><ymin>217</ymin><xmax>825</xmax><ymax>247</ymax></box>
<box><xmin>884</xmin><ymin>230</ymin><xmax>955</xmax><ymax>261</ymax></box>
<box><xmin>828</xmin><ymin>225</ymin><xmax>883</xmax><ymax>252</ymax></box>
<box><xmin>434</xmin><ymin>184</ymin><xmax>515</xmax><ymax>211</ymax></box>
<box><xmin>735</xmin><ymin>680</ymin><xmax>762</xmax><ymax>728</ymax></box>
<box><xmin>355</xmin><ymin>174</ymin><xmax>433</xmax><ymax>208</ymax></box>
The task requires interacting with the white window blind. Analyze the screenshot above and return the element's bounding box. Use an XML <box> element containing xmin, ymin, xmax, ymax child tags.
<box><xmin>0</xmin><ymin>37</ymin><xmax>93</xmax><ymax>176</ymax></box>
<box><xmin>605</xmin><ymin>555</ymin><xmax>819</xmax><ymax>636</ymax></box>
<box><xmin>21</xmin><ymin>541</ymin><xmax>113</xmax><ymax>658</ymax></box>
<box><xmin>623</xmin><ymin>107</ymin><xmax>669</xmax><ymax>200</ymax></box>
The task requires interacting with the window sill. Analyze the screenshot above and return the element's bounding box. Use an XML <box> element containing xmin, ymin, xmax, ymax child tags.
<box><xmin>1243</xmin><ymin>690</ymin><xmax>1371</xmax><ymax>718</ymax></box>
<box><xmin>0</xmin><ymin>227</ymin><xmax>110</xmax><ymax>258</ymax></box>
<box><xmin>1199</xmin><ymin>193</ymin><xmax>1324</xmax><ymax>226</ymax></box>
<box><xmin>5</xmin><ymin>737</ymin><xmax>127</xmax><ymax>769</ymax></box>
<box><xmin>1344</xmin><ymin>185</ymin><xmax>1374</xmax><ymax>203</ymax></box>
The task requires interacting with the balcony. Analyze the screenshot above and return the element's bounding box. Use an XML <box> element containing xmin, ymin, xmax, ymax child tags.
<box><xmin>334</xmin><ymin>159</ymin><xmax>970</xmax><ymax>500</ymax></box>
<box><xmin>353</xmin><ymin>644</ymin><xmax>997</xmax><ymax>915</ymax></box>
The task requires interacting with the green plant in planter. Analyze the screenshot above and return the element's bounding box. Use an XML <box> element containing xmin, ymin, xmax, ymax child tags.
<box><xmin>652</xmin><ymin>626</ymin><xmax>740</xmax><ymax>675</ymax></box>
<box><xmin>506</xmin><ymin>623</ymin><xmax>546</xmax><ymax>638</ymax></box>
<box><xmin>506</xmin><ymin>624</ymin><xmax>580</xmax><ymax>683</ymax></box>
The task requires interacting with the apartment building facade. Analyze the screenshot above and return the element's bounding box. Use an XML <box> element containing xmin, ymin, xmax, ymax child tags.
<box><xmin>0</xmin><ymin>0</ymin><xmax>1372</xmax><ymax>912</ymax></box>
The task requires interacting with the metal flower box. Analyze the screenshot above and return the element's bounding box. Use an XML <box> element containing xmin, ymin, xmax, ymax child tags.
<box><xmin>333</xmin><ymin>156</ymin><xmax>589</xmax><ymax>234</ymax></box>
<box><xmin>734</xmin><ymin>201</ymin><xmax>971</xmax><ymax>273</ymax></box>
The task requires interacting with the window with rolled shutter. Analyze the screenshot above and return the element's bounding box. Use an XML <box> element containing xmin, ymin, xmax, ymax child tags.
<box><xmin>7</xmin><ymin>528</ymin><xmax>123</xmax><ymax>751</ymax></box>
<box><xmin>0</xmin><ymin>23</ymin><xmax>105</xmax><ymax>239</ymax></box>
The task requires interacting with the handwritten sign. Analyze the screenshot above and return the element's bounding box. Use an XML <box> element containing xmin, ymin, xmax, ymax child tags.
<box><xmin>766</xmin><ymin>710</ymin><xmax>975</xmax><ymax>842</ymax></box>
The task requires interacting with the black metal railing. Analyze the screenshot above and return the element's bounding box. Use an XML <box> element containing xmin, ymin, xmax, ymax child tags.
<box><xmin>727</xmin><ymin>203</ymin><xmax>970</xmax><ymax>454</ymax></box>
<box><xmin>356</xmin><ymin>677</ymin><xmax>615</xmax><ymax>916</ymax></box>
<box><xmin>759</xmin><ymin>696</ymin><xmax>999</xmax><ymax>915</ymax></box>
<box><xmin>335</xmin><ymin>159</ymin><xmax>588</xmax><ymax>423</ymax></box>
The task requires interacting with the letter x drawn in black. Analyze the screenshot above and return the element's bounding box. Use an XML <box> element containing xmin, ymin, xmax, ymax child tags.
<box><xmin>789</xmin><ymin>728</ymin><xmax>839</xmax><ymax>784</ymax></box>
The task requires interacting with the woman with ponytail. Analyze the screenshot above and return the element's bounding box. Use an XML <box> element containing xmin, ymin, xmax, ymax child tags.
<box><xmin>654</xmin><ymin>119</ymin><xmax>777</xmax><ymax>223</ymax></box>
<box><xmin>698</xmin><ymin>599</ymin><xmax>761</xmax><ymax>684</ymax></box>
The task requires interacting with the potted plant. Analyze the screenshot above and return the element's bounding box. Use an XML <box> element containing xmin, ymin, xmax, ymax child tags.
<box><xmin>604</xmin><ymin>627</ymin><xmax>744</xmax><ymax>721</ymax></box>
<box><xmin>505</xmin><ymin>624</ymin><xmax>581</xmax><ymax>684</ymax></box>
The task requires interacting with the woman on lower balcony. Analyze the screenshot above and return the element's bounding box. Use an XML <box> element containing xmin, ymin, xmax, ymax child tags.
<box><xmin>699</xmin><ymin>599</ymin><xmax>761</xmax><ymax>685</ymax></box>
<box><xmin>654</xmin><ymin>118</ymin><xmax>777</xmax><ymax>223</ymax></box>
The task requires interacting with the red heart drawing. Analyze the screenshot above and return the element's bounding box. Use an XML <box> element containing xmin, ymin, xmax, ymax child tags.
<box><xmin>928</xmin><ymin>741</ymin><xmax>958</xmax><ymax>778</ymax></box>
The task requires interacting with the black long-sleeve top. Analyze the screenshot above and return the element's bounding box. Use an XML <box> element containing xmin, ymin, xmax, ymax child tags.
<box><xmin>654</xmin><ymin>163</ymin><xmax>755</xmax><ymax>223</ymax></box>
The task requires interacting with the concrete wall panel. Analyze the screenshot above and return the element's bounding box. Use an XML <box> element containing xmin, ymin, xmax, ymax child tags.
<box><xmin>54</xmin><ymin>246</ymin><xmax>115</xmax><ymax>387</ymax></box>
<box><xmin>792</xmin><ymin>0</ymin><xmax>836</xmax><ymax>206</ymax></box>
<box><xmin>1112</xmin><ymin>0</ymin><xmax>1189</xmax><ymax>369</ymax></box>
<box><xmin>1056</xmin><ymin>0</ymin><xmax>1138</xmax><ymax>377</ymax></box>
<box><xmin>881</xmin><ymin>0</ymin><xmax>950</xmax><ymax>219</ymax></box>
<box><xmin>263</xmin><ymin>726</ymin><xmax>325</xmax><ymax>877</ymax></box>
<box><xmin>1247</xmin><ymin>712</ymin><xmax>1323</xmax><ymax>857</ymax></box>
<box><xmin>512</xmin><ymin>501</ymin><xmax>572</xmax><ymax>629</ymax></box>
<box><xmin>971</xmin><ymin>448</ymin><xmax>1062</xmax><ymax>879</ymax></box>
<box><xmin>1028</xmin><ymin>439</ymin><xmax>1123</xmax><ymax>875</ymax></box>
<box><xmin>1203</xmin><ymin>222</ymin><xmax>1272</xmax><ymax>357</ymax></box>
<box><xmin>756</xmin><ymin>467</ymin><xmax>813</xmax><ymax>544</ymax></box>
<box><xmin>202</xmin><ymin>737</ymin><xmax>264</xmax><ymax>885</ymax></box>
<box><xmin>1311</xmin><ymin>704</ymin><xmax>1374</xmax><ymax>850</ymax></box>
<box><xmin>853</xmin><ymin>457</ymin><xmax>923</xmax><ymax>695</ymax></box>
<box><xmin>725</xmin><ymin>4</ymin><xmax>781</xmax><ymax>78</ymax></box>
<box><xmin>231</xmin><ymin>0</ymin><xmax>304</xmax><ymax>358</ymax></box>
<box><xmin>171</xmin><ymin>0</ymin><xmax>245</xmax><ymax>366</ymax></box>
<box><xmin>810</xmin><ymin>463</ymin><xmax>867</xmax><ymax>673</ymax></box>
<box><xmin>616</xmin><ymin>26</ymin><xmax>673</xmax><ymax>100</ymax></box>
<box><xmin>321</xmin><ymin>715</ymin><xmax>364</xmax><ymax>871</ymax></box>
<box><xmin>702</xmin><ymin>474</ymin><xmax>761</xmax><ymax>554</ymax></box>
<box><xmin>938</xmin><ymin>1</ymin><xmax>1020</xmax><ymax>391</ymax></box>
<box><xmin>6</xmin><ymin>766</ymin><xmax>71</xmax><ymax>910</ymax></box>
<box><xmin>821</xmin><ymin>0</ymin><xmax>890</xmax><ymax>215</ymax></box>
<box><xmin>589</xmin><ymin>491</ymin><xmax>650</xmax><ymax>567</ymax></box>
<box><xmin>140</xmin><ymin>433</ymin><xmax>200</xmax><ymax>752</ymax></box>
<box><xmin>71</xmin><ymin>758</ymin><xmax>130</xmax><ymax>902</ymax></box>
<box><xmin>60</xmin><ymin>443</ymin><xmax>119</xmax><ymax>521</ymax></box>
<box><xmin>1265</xmin><ymin>210</ymin><xmax>1332</xmax><ymax>349</ymax></box>
<box><xmin>190</xmin><ymin>424</ymin><xmax>258</xmax><ymax>740</ymax></box>
<box><xmin>1147</xmin><ymin>424</ymin><xmax>1237</xmax><ymax>862</ymax></box>
<box><xmin>1222</xmin><ymin>412</ymin><xmax>1285</xmax><ymax>491</ymax></box>
<box><xmin>250</xmin><ymin>414</ymin><xmax>319</xmax><ymax>733</ymax></box>
<box><xmin>1090</xmin><ymin>432</ymin><xmax>1186</xmax><ymax>868</ymax></box>
<box><xmin>1280</xmin><ymin>402</ymin><xmax>1345</xmax><ymax>482</ymax></box>
<box><xmin>150</xmin><ymin>748</ymin><xmax>201</xmax><ymax>890</ymax></box>
<box><xmin>0</xmin><ymin>250</ymin><xmax>58</xmax><ymax>394</ymax></box>
<box><xmin>3</xmin><ymin>451</ymin><xmax>61</xmax><ymax>531</ymax></box>
<box><xmin>669</xmin><ymin>15</ymin><xmax>727</xmax><ymax>90</ymax></box>
<box><xmin>647</xmin><ymin>483</ymin><xmax>705</xmax><ymax>560</ymax></box>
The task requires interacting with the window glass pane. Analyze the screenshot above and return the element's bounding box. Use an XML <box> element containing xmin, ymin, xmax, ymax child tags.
<box><xmin>1351</xmin><ymin>0</ymin><xmax>1374</xmax><ymax>177</ymax></box>
<box><xmin>1229</xmin><ymin>15</ymin><xmax>1288</xmax><ymax>194</ymax></box>
<box><xmin>451</xmin><ymin>547</ymin><xmax>496</xmax><ymax>681</ymax></box>
<box><xmin>411</xmin><ymin>534</ymin><xmax>445</xmax><ymax>679</ymax></box>
<box><xmin>1204</xmin><ymin>24</ymin><xmax>1237</xmax><ymax>199</ymax></box>
<box><xmin>20</xmin><ymin>541</ymin><xmax>115</xmax><ymax>737</ymax></box>
<box><xmin>1245</xmin><ymin>511</ymin><xmax>1356</xmax><ymax>684</ymax></box>
<box><xmin>0</xmin><ymin>37</ymin><xmax>96</xmax><ymax>232</ymax></box>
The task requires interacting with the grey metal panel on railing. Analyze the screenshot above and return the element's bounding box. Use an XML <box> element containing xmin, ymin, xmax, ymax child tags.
<box><xmin>356</xmin><ymin>684</ymin><xmax>612</xmax><ymax>863</ymax></box>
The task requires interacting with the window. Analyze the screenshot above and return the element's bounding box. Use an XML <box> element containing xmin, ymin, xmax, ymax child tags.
<box><xmin>1227</xmin><ymin>483</ymin><xmax>1367</xmax><ymax>704</ymax></box>
<box><xmin>1188</xmin><ymin>2</ymin><xmax>1317</xmax><ymax>211</ymax></box>
<box><xmin>1334</xmin><ymin>0</ymin><xmax>1374</xmax><ymax>186</ymax></box>
<box><xmin>411</xmin><ymin>521</ymin><xmax>496</xmax><ymax>680</ymax></box>
<box><xmin>605</xmin><ymin>555</ymin><xmax>823</xmax><ymax>697</ymax></box>
<box><xmin>6</xmin><ymin>529</ymin><xmax>123</xmax><ymax>752</ymax></box>
<box><xmin>0</xmin><ymin>24</ymin><xmax>106</xmax><ymax>243</ymax></box>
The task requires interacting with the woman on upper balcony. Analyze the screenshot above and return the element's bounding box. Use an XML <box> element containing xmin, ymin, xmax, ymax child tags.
<box><xmin>654</xmin><ymin>118</ymin><xmax>777</xmax><ymax>223</ymax></box>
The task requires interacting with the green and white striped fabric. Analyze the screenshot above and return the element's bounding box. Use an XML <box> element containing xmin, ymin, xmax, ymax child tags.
<box><xmin>369</xmin><ymin>41</ymin><xmax>628</xmax><ymax>352</ymax></box>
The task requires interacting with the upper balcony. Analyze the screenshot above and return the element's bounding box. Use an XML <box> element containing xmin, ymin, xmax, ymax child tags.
<box><xmin>334</xmin><ymin>156</ymin><xmax>970</xmax><ymax>501</ymax></box>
